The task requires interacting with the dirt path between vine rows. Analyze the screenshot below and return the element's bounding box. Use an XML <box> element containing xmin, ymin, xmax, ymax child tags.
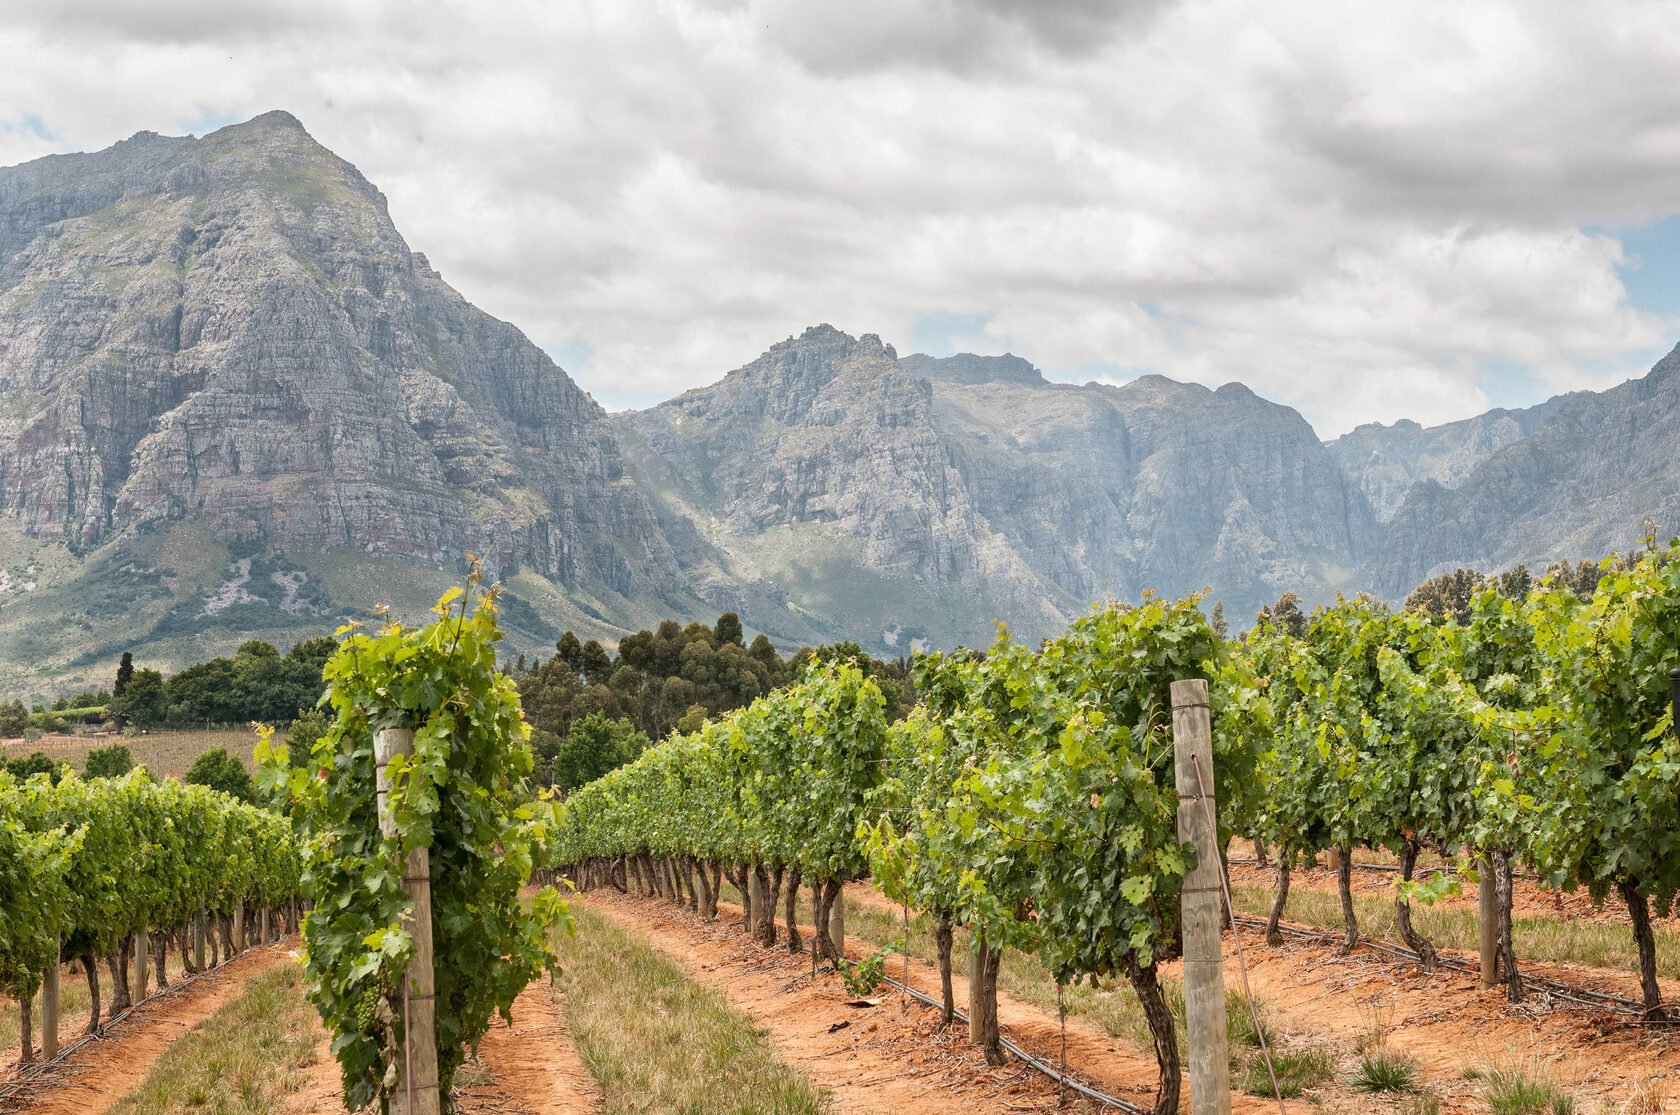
<box><xmin>281</xmin><ymin>973</ymin><xmax>600</xmax><ymax>1115</ymax></box>
<box><xmin>838</xmin><ymin>879</ymin><xmax>1680</xmax><ymax>1115</ymax></box>
<box><xmin>2</xmin><ymin>943</ymin><xmax>292</xmax><ymax>1115</ymax></box>
<box><xmin>586</xmin><ymin>890</ymin><xmax>1218</xmax><ymax>1115</ymax></box>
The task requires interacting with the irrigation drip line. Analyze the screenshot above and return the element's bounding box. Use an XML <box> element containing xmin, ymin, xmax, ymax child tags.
<box><xmin>0</xmin><ymin>940</ymin><xmax>288</xmax><ymax>1101</ymax></box>
<box><xmin>1229</xmin><ymin>913</ymin><xmax>1661</xmax><ymax>1017</ymax></box>
<box><xmin>1227</xmin><ymin>856</ymin><xmax>1541</xmax><ymax>881</ymax></box>
<box><xmin>879</xmin><ymin>974</ymin><xmax>1149</xmax><ymax>1114</ymax></box>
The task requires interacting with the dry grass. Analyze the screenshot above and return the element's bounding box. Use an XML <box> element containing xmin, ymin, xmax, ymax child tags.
<box><xmin>1228</xmin><ymin>881</ymin><xmax>1680</xmax><ymax>979</ymax></box>
<box><xmin>105</xmin><ymin>963</ymin><xmax>320</xmax><ymax>1115</ymax></box>
<box><xmin>550</xmin><ymin>903</ymin><xmax>832</xmax><ymax>1114</ymax></box>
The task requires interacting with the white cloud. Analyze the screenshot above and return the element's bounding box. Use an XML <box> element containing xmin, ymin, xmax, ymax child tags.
<box><xmin>1</xmin><ymin>0</ymin><xmax>1676</xmax><ymax>434</ymax></box>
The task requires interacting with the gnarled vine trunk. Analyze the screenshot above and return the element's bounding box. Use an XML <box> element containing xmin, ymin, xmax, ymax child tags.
<box><xmin>813</xmin><ymin>878</ymin><xmax>844</xmax><ymax>963</ymax></box>
<box><xmin>1620</xmin><ymin>877</ymin><xmax>1667</xmax><ymax>1019</ymax></box>
<box><xmin>82</xmin><ymin>955</ymin><xmax>101</xmax><ymax>1034</ymax></box>
<box><xmin>1394</xmin><ymin>837</ymin><xmax>1437</xmax><ymax>972</ymax></box>
<box><xmin>19</xmin><ymin>983</ymin><xmax>33</xmax><ymax>1063</ymax></box>
<box><xmin>1267</xmin><ymin>858</ymin><xmax>1290</xmax><ymax>946</ymax></box>
<box><xmin>107</xmin><ymin>936</ymin><xmax>133</xmax><ymax>1013</ymax></box>
<box><xmin>178</xmin><ymin>926</ymin><xmax>198</xmax><ymax>974</ymax></box>
<box><xmin>784</xmin><ymin>866</ymin><xmax>803</xmax><ymax>954</ymax></box>
<box><xmin>966</xmin><ymin>928</ymin><xmax>1004</xmax><ymax>1065</ymax></box>
<box><xmin>1253</xmin><ymin>836</ymin><xmax>1268</xmax><ymax>868</ymax></box>
<box><xmin>1491</xmin><ymin>849</ymin><xmax>1521</xmax><ymax>1001</ymax></box>
<box><xmin>153</xmin><ymin>931</ymin><xmax>170</xmax><ymax>988</ymax></box>
<box><xmin>1126</xmin><ymin>956</ymin><xmax>1181</xmax><ymax>1115</ymax></box>
<box><xmin>755</xmin><ymin>865</ymin><xmax>783</xmax><ymax>946</ymax></box>
<box><xmin>1335</xmin><ymin>845</ymin><xmax>1359</xmax><ymax>955</ymax></box>
<box><xmin>934</xmin><ymin>912</ymin><xmax>955</xmax><ymax>1028</ymax></box>
<box><xmin>695</xmin><ymin>858</ymin><xmax>717</xmax><ymax>920</ymax></box>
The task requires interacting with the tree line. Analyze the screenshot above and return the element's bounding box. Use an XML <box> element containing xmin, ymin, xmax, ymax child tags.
<box><xmin>513</xmin><ymin>611</ymin><xmax>913</xmax><ymax>790</ymax></box>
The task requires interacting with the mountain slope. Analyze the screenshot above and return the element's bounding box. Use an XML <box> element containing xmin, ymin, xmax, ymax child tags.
<box><xmin>1373</xmin><ymin>343</ymin><xmax>1680</xmax><ymax>593</ymax></box>
<box><xmin>1328</xmin><ymin>395</ymin><xmax>1574</xmax><ymax>520</ymax></box>
<box><xmin>0</xmin><ymin>112</ymin><xmax>708</xmax><ymax>690</ymax></box>
<box><xmin>613</xmin><ymin>326</ymin><xmax>1076</xmax><ymax>648</ymax></box>
<box><xmin>617</xmin><ymin>326</ymin><xmax>1378</xmax><ymax>644</ymax></box>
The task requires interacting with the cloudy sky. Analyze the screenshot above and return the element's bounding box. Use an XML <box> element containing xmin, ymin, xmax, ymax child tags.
<box><xmin>3</xmin><ymin>0</ymin><xmax>1678</xmax><ymax>435</ymax></box>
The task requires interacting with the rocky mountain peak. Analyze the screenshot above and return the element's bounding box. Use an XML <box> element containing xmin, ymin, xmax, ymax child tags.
<box><xmin>0</xmin><ymin>111</ymin><xmax>682</xmax><ymax>603</ymax></box>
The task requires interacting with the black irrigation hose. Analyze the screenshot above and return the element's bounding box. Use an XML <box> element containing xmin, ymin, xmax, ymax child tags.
<box><xmin>0</xmin><ymin>941</ymin><xmax>287</xmax><ymax>1101</ymax></box>
<box><xmin>1229</xmin><ymin>913</ymin><xmax>1660</xmax><ymax>1017</ymax></box>
<box><xmin>879</xmin><ymin>973</ymin><xmax>1150</xmax><ymax>1114</ymax></box>
<box><xmin>1227</xmin><ymin>856</ymin><xmax>1542</xmax><ymax>881</ymax></box>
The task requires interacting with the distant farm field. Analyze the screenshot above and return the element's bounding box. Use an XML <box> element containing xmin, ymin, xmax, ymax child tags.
<box><xmin>0</xmin><ymin>726</ymin><xmax>262</xmax><ymax>780</ymax></box>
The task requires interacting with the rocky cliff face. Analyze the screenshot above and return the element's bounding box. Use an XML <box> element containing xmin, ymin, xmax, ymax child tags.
<box><xmin>618</xmin><ymin>327</ymin><xmax>1378</xmax><ymax>641</ymax></box>
<box><xmin>613</xmin><ymin>326</ymin><xmax>1072</xmax><ymax>646</ymax></box>
<box><xmin>0</xmin><ymin>111</ymin><xmax>679</xmax><ymax>597</ymax></box>
<box><xmin>1372</xmin><ymin>344</ymin><xmax>1680</xmax><ymax>593</ymax></box>
<box><xmin>1328</xmin><ymin>396</ymin><xmax>1573</xmax><ymax>520</ymax></box>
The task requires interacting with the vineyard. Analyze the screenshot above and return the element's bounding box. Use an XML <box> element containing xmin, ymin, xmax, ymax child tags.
<box><xmin>3</xmin><ymin>545</ymin><xmax>1679</xmax><ymax>1114</ymax></box>
<box><xmin>549</xmin><ymin>539</ymin><xmax>1680</xmax><ymax>1113</ymax></box>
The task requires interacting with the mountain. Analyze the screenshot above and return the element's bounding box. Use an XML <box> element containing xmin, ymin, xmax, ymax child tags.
<box><xmin>1328</xmin><ymin>395</ymin><xmax>1574</xmax><ymax>520</ymax></box>
<box><xmin>3</xmin><ymin>112</ymin><xmax>1678</xmax><ymax>697</ymax></box>
<box><xmin>1371</xmin><ymin>345</ymin><xmax>1680</xmax><ymax>594</ymax></box>
<box><xmin>616</xmin><ymin>326</ymin><xmax>1377</xmax><ymax>645</ymax></box>
<box><xmin>0</xmin><ymin>111</ymin><xmax>707</xmax><ymax>692</ymax></box>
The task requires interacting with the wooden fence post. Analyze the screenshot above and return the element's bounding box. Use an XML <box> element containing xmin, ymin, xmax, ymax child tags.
<box><xmin>43</xmin><ymin>945</ymin><xmax>58</xmax><ymax>1058</ymax></box>
<box><xmin>747</xmin><ymin>870</ymin><xmax>763</xmax><ymax>932</ymax></box>
<box><xmin>828</xmin><ymin>888</ymin><xmax>846</xmax><ymax>958</ymax></box>
<box><xmin>193</xmin><ymin>909</ymin><xmax>205</xmax><ymax>970</ymax></box>
<box><xmin>1478</xmin><ymin>857</ymin><xmax>1498</xmax><ymax>987</ymax></box>
<box><xmin>233</xmin><ymin>907</ymin><xmax>244</xmax><ymax>954</ymax></box>
<box><xmin>1172</xmin><ymin>678</ymin><xmax>1231</xmax><ymax>1115</ymax></box>
<box><xmin>376</xmin><ymin>727</ymin><xmax>440</xmax><ymax>1115</ymax></box>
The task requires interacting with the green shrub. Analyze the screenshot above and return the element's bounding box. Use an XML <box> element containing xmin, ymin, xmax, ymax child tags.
<box><xmin>84</xmin><ymin>743</ymin><xmax>135</xmax><ymax>779</ymax></box>
<box><xmin>184</xmin><ymin>746</ymin><xmax>254</xmax><ymax>802</ymax></box>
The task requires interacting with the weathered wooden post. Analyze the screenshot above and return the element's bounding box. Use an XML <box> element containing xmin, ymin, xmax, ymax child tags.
<box><xmin>747</xmin><ymin>870</ymin><xmax>763</xmax><ymax>932</ymax></box>
<box><xmin>134</xmin><ymin>926</ymin><xmax>149</xmax><ymax>1001</ymax></box>
<box><xmin>828</xmin><ymin>889</ymin><xmax>845</xmax><ymax>959</ymax></box>
<box><xmin>43</xmin><ymin>944</ymin><xmax>59</xmax><ymax>1058</ymax></box>
<box><xmin>193</xmin><ymin>909</ymin><xmax>205</xmax><ymax>970</ymax></box>
<box><xmin>233</xmin><ymin>906</ymin><xmax>244</xmax><ymax>954</ymax></box>
<box><xmin>1478</xmin><ymin>857</ymin><xmax>1498</xmax><ymax>987</ymax></box>
<box><xmin>376</xmin><ymin>727</ymin><xmax>441</xmax><ymax>1115</ymax></box>
<box><xmin>1172</xmin><ymin>679</ymin><xmax>1231</xmax><ymax>1115</ymax></box>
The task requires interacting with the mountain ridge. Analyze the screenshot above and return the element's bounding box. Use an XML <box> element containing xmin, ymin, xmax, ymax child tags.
<box><xmin>2</xmin><ymin>113</ymin><xmax>1676</xmax><ymax>697</ymax></box>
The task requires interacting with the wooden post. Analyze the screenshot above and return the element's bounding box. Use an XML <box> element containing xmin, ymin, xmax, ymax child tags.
<box><xmin>747</xmin><ymin>869</ymin><xmax>763</xmax><ymax>932</ymax></box>
<box><xmin>134</xmin><ymin>926</ymin><xmax>149</xmax><ymax>1001</ymax></box>
<box><xmin>828</xmin><ymin>887</ymin><xmax>846</xmax><ymax>958</ymax></box>
<box><xmin>968</xmin><ymin>933</ymin><xmax>985</xmax><ymax>1042</ymax></box>
<box><xmin>233</xmin><ymin>907</ymin><xmax>244</xmax><ymax>954</ymax></box>
<box><xmin>1478</xmin><ymin>856</ymin><xmax>1498</xmax><ymax>987</ymax></box>
<box><xmin>1172</xmin><ymin>679</ymin><xmax>1231</xmax><ymax>1115</ymax></box>
<box><xmin>43</xmin><ymin>948</ymin><xmax>59</xmax><ymax>1058</ymax></box>
<box><xmin>376</xmin><ymin>727</ymin><xmax>440</xmax><ymax>1115</ymax></box>
<box><xmin>193</xmin><ymin>909</ymin><xmax>205</xmax><ymax>970</ymax></box>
